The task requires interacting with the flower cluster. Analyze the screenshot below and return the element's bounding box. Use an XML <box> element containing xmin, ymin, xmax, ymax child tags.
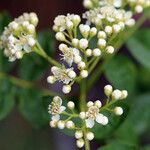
<box><xmin>83</xmin><ymin>0</ymin><xmax>150</xmax><ymax>12</ymax></box>
<box><xmin>0</xmin><ymin>12</ymin><xmax>38</xmax><ymax>61</ymax></box>
<box><xmin>48</xmin><ymin>85</ymin><xmax>128</xmax><ymax>148</ymax></box>
<box><xmin>47</xmin><ymin>1</ymin><xmax>136</xmax><ymax>94</ymax></box>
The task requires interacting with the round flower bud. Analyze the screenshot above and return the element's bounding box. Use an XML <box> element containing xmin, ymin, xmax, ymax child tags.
<box><xmin>113</xmin><ymin>24</ymin><xmax>121</xmax><ymax>33</ymax></box>
<box><xmin>80</xmin><ymin>70</ymin><xmax>88</xmax><ymax>78</ymax></box>
<box><xmin>57</xmin><ymin>121</ymin><xmax>65</xmax><ymax>129</ymax></box>
<box><xmin>87</xmin><ymin>101</ymin><xmax>94</xmax><ymax>107</ymax></box>
<box><xmin>66</xmin><ymin>20</ymin><xmax>74</xmax><ymax>30</ymax></box>
<box><xmin>86</xmin><ymin>49</ymin><xmax>92</xmax><ymax>57</ymax></box>
<box><xmin>16</xmin><ymin>51</ymin><xmax>23</xmax><ymax>59</ymax></box>
<box><xmin>135</xmin><ymin>5</ymin><xmax>143</xmax><ymax>13</ymax></box>
<box><xmin>78</xmin><ymin>61</ymin><xmax>86</xmax><ymax>70</ymax></box>
<box><xmin>79</xmin><ymin>39</ymin><xmax>88</xmax><ymax>49</ymax></box>
<box><xmin>112</xmin><ymin>89</ymin><xmax>122</xmax><ymax>100</ymax></box>
<box><xmin>86</xmin><ymin>132</ymin><xmax>94</xmax><ymax>141</ymax></box>
<box><xmin>72</xmin><ymin>15</ymin><xmax>81</xmax><ymax>26</ymax></box>
<box><xmin>106</xmin><ymin>46</ymin><xmax>114</xmax><ymax>54</ymax></box>
<box><xmin>79</xmin><ymin>112</ymin><xmax>86</xmax><ymax>119</ymax></box>
<box><xmin>27</xmin><ymin>37</ymin><xmax>36</xmax><ymax>47</ymax></box>
<box><xmin>95</xmin><ymin>100</ymin><xmax>102</xmax><ymax>108</ymax></box>
<box><xmin>72</xmin><ymin>38</ymin><xmax>79</xmax><ymax>47</ymax></box>
<box><xmin>75</xmin><ymin>130</ymin><xmax>83</xmax><ymax>139</ymax></box>
<box><xmin>53</xmin><ymin>25</ymin><xmax>59</xmax><ymax>32</ymax></box>
<box><xmin>83</xmin><ymin>0</ymin><xmax>93</xmax><ymax>9</ymax></box>
<box><xmin>121</xmin><ymin>90</ymin><xmax>128</xmax><ymax>99</ymax></box>
<box><xmin>51</xmin><ymin>66</ymin><xmax>58</xmax><ymax>72</ymax></box>
<box><xmin>104</xmin><ymin>85</ymin><xmax>113</xmax><ymax>96</ymax></box>
<box><xmin>98</xmin><ymin>31</ymin><xmax>107</xmax><ymax>39</ymax></box>
<box><xmin>90</xmin><ymin>27</ymin><xmax>97</xmax><ymax>37</ymax></box>
<box><xmin>79</xmin><ymin>24</ymin><xmax>90</xmax><ymax>38</ymax></box>
<box><xmin>93</xmin><ymin>48</ymin><xmax>101</xmax><ymax>57</ymax></box>
<box><xmin>59</xmin><ymin>43</ymin><xmax>68</xmax><ymax>51</ymax></box>
<box><xmin>47</xmin><ymin>76</ymin><xmax>56</xmax><ymax>84</ymax></box>
<box><xmin>114</xmin><ymin>107</ymin><xmax>123</xmax><ymax>115</ymax></box>
<box><xmin>62</xmin><ymin>85</ymin><xmax>71</xmax><ymax>94</ymax></box>
<box><xmin>49</xmin><ymin>120</ymin><xmax>57</xmax><ymax>128</ymax></box>
<box><xmin>55</xmin><ymin>32</ymin><xmax>66</xmax><ymax>41</ymax></box>
<box><xmin>102</xmin><ymin>116</ymin><xmax>109</xmax><ymax>125</ymax></box>
<box><xmin>105</xmin><ymin>26</ymin><xmax>112</xmax><ymax>35</ymax></box>
<box><xmin>68</xmin><ymin>70</ymin><xmax>76</xmax><ymax>79</ymax></box>
<box><xmin>66</xmin><ymin>120</ymin><xmax>75</xmax><ymax>129</ymax></box>
<box><xmin>67</xmin><ymin>101</ymin><xmax>75</xmax><ymax>109</ymax></box>
<box><xmin>98</xmin><ymin>39</ymin><xmax>106</xmax><ymax>48</ymax></box>
<box><xmin>27</xmin><ymin>24</ymin><xmax>35</xmax><ymax>34</ymax></box>
<box><xmin>125</xmin><ymin>19</ymin><xmax>135</xmax><ymax>27</ymax></box>
<box><xmin>10</xmin><ymin>21</ymin><xmax>19</xmax><ymax>30</ymax></box>
<box><xmin>118</xmin><ymin>22</ymin><xmax>125</xmax><ymax>29</ymax></box>
<box><xmin>76</xmin><ymin>139</ymin><xmax>85</xmax><ymax>148</ymax></box>
<box><xmin>74</xmin><ymin>55</ymin><xmax>82</xmax><ymax>63</ymax></box>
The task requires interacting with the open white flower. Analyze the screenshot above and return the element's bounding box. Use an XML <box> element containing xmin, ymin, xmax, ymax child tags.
<box><xmin>85</xmin><ymin>101</ymin><xmax>108</xmax><ymax>128</ymax></box>
<box><xmin>51</xmin><ymin>65</ymin><xmax>75</xmax><ymax>84</ymax></box>
<box><xmin>60</xmin><ymin>47</ymin><xmax>80</xmax><ymax>66</ymax></box>
<box><xmin>48</xmin><ymin>96</ymin><xmax>66</xmax><ymax>121</ymax></box>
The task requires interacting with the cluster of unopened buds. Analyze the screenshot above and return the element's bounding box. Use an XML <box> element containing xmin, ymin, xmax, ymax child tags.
<box><xmin>46</xmin><ymin>0</ymin><xmax>144</xmax><ymax>94</ymax></box>
<box><xmin>0</xmin><ymin>13</ymin><xmax>38</xmax><ymax>61</ymax></box>
<box><xmin>83</xmin><ymin>0</ymin><xmax>150</xmax><ymax>12</ymax></box>
<box><xmin>48</xmin><ymin>85</ymin><xmax>128</xmax><ymax>148</ymax></box>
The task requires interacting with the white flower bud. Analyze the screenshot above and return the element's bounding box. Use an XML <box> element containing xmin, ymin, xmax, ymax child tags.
<box><xmin>86</xmin><ymin>49</ymin><xmax>92</xmax><ymax>57</ymax></box>
<box><xmin>59</xmin><ymin>43</ymin><xmax>68</xmax><ymax>51</ymax></box>
<box><xmin>98</xmin><ymin>39</ymin><xmax>106</xmax><ymax>48</ymax></box>
<box><xmin>76</xmin><ymin>139</ymin><xmax>85</xmax><ymax>148</ymax></box>
<box><xmin>125</xmin><ymin>19</ymin><xmax>135</xmax><ymax>27</ymax></box>
<box><xmin>74</xmin><ymin>55</ymin><xmax>82</xmax><ymax>63</ymax></box>
<box><xmin>106</xmin><ymin>46</ymin><xmax>114</xmax><ymax>54</ymax></box>
<box><xmin>27</xmin><ymin>37</ymin><xmax>36</xmax><ymax>47</ymax></box>
<box><xmin>57</xmin><ymin>121</ymin><xmax>65</xmax><ymax>129</ymax></box>
<box><xmin>112</xmin><ymin>89</ymin><xmax>122</xmax><ymax>100</ymax></box>
<box><xmin>49</xmin><ymin>120</ymin><xmax>57</xmax><ymax>128</ymax></box>
<box><xmin>75</xmin><ymin>131</ymin><xmax>83</xmax><ymax>139</ymax></box>
<box><xmin>135</xmin><ymin>5</ymin><xmax>143</xmax><ymax>13</ymax></box>
<box><xmin>95</xmin><ymin>100</ymin><xmax>102</xmax><ymax>108</ymax></box>
<box><xmin>55</xmin><ymin>32</ymin><xmax>66</xmax><ymax>41</ymax></box>
<box><xmin>51</xmin><ymin>66</ymin><xmax>58</xmax><ymax>72</ymax></box>
<box><xmin>78</xmin><ymin>61</ymin><xmax>86</xmax><ymax>70</ymax></box>
<box><xmin>27</xmin><ymin>24</ymin><xmax>35</xmax><ymax>33</ymax></box>
<box><xmin>102</xmin><ymin>116</ymin><xmax>109</xmax><ymax>125</ymax></box>
<box><xmin>118</xmin><ymin>22</ymin><xmax>125</xmax><ymax>29</ymax></box>
<box><xmin>47</xmin><ymin>76</ymin><xmax>56</xmax><ymax>84</ymax></box>
<box><xmin>79</xmin><ymin>39</ymin><xmax>88</xmax><ymax>49</ymax></box>
<box><xmin>53</xmin><ymin>25</ymin><xmax>59</xmax><ymax>32</ymax></box>
<box><xmin>62</xmin><ymin>85</ymin><xmax>71</xmax><ymax>94</ymax></box>
<box><xmin>93</xmin><ymin>48</ymin><xmax>101</xmax><ymax>57</ymax></box>
<box><xmin>80</xmin><ymin>70</ymin><xmax>88</xmax><ymax>78</ymax></box>
<box><xmin>86</xmin><ymin>132</ymin><xmax>94</xmax><ymax>141</ymax></box>
<box><xmin>68</xmin><ymin>70</ymin><xmax>76</xmax><ymax>78</ymax></box>
<box><xmin>114</xmin><ymin>107</ymin><xmax>123</xmax><ymax>115</ymax></box>
<box><xmin>67</xmin><ymin>101</ymin><xmax>75</xmax><ymax>109</ymax></box>
<box><xmin>72</xmin><ymin>15</ymin><xmax>81</xmax><ymax>26</ymax></box>
<box><xmin>104</xmin><ymin>85</ymin><xmax>113</xmax><ymax>96</ymax></box>
<box><xmin>22</xmin><ymin>21</ymin><xmax>30</xmax><ymax>27</ymax></box>
<box><xmin>79</xmin><ymin>24</ymin><xmax>90</xmax><ymax>38</ymax></box>
<box><xmin>10</xmin><ymin>21</ymin><xmax>19</xmax><ymax>30</ymax></box>
<box><xmin>16</xmin><ymin>51</ymin><xmax>23</xmax><ymax>59</ymax></box>
<box><xmin>83</xmin><ymin>0</ymin><xmax>93</xmax><ymax>9</ymax></box>
<box><xmin>87</xmin><ymin>101</ymin><xmax>94</xmax><ymax>107</ymax></box>
<box><xmin>66</xmin><ymin>120</ymin><xmax>74</xmax><ymax>129</ymax></box>
<box><xmin>72</xmin><ymin>38</ymin><xmax>79</xmax><ymax>47</ymax></box>
<box><xmin>105</xmin><ymin>26</ymin><xmax>112</xmax><ymax>35</ymax></box>
<box><xmin>121</xmin><ymin>90</ymin><xmax>128</xmax><ymax>99</ymax></box>
<box><xmin>113</xmin><ymin>24</ymin><xmax>121</xmax><ymax>33</ymax></box>
<box><xmin>98</xmin><ymin>31</ymin><xmax>107</xmax><ymax>39</ymax></box>
<box><xmin>66</xmin><ymin>20</ymin><xmax>74</xmax><ymax>30</ymax></box>
<box><xmin>90</xmin><ymin>27</ymin><xmax>97</xmax><ymax>37</ymax></box>
<box><xmin>79</xmin><ymin>112</ymin><xmax>86</xmax><ymax>119</ymax></box>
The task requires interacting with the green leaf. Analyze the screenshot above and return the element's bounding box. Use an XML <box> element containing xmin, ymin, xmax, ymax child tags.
<box><xmin>92</xmin><ymin>102</ymin><xmax>129</xmax><ymax>139</ymax></box>
<box><xmin>0</xmin><ymin>79</ymin><xmax>15</xmax><ymax>120</ymax></box>
<box><xmin>104</xmin><ymin>55</ymin><xmax>137</xmax><ymax>94</ymax></box>
<box><xmin>18</xmin><ymin>89</ymin><xmax>51</xmax><ymax>128</ymax></box>
<box><xmin>98</xmin><ymin>140</ymin><xmax>139</xmax><ymax>150</ymax></box>
<box><xmin>127</xmin><ymin>29</ymin><xmax>150</xmax><ymax>69</ymax></box>
<box><xmin>141</xmin><ymin>145</ymin><xmax>150</xmax><ymax>150</ymax></box>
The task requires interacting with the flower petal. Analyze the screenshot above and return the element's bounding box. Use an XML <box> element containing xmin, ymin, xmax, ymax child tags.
<box><xmin>96</xmin><ymin>113</ymin><xmax>104</xmax><ymax>124</ymax></box>
<box><xmin>85</xmin><ymin>118</ymin><xmax>95</xmax><ymax>128</ymax></box>
<box><xmin>52</xmin><ymin>114</ymin><xmax>60</xmax><ymax>121</ymax></box>
<box><xmin>60</xmin><ymin>106</ymin><xmax>66</xmax><ymax>113</ymax></box>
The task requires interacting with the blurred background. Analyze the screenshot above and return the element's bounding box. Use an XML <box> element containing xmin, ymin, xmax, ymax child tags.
<box><xmin>0</xmin><ymin>0</ymin><xmax>150</xmax><ymax>150</ymax></box>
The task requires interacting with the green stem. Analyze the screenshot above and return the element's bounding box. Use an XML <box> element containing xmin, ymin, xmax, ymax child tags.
<box><xmin>87</xmin><ymin>9</ymin><xmax>150</xmax><ymax>91</ymax></box>
<box><xmin>84</xmin><ymin>130</ymin><xmax>90</xmax><ymax>150</ymax></box>
<box><xmin>0</xmin><ymin>72</ymin><xmax>60</xmax><ymax>97</ymax></box>
<box><xmin>34</xmin><ymin>42</ymin><xmax>61</xmax><ymax>67</ymax></box>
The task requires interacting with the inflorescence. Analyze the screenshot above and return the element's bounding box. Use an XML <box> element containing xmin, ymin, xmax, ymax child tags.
<box><xmin>48</xmin><ymin>85</ymin><xmax>128</xmax><ymax>148</ymax></box>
